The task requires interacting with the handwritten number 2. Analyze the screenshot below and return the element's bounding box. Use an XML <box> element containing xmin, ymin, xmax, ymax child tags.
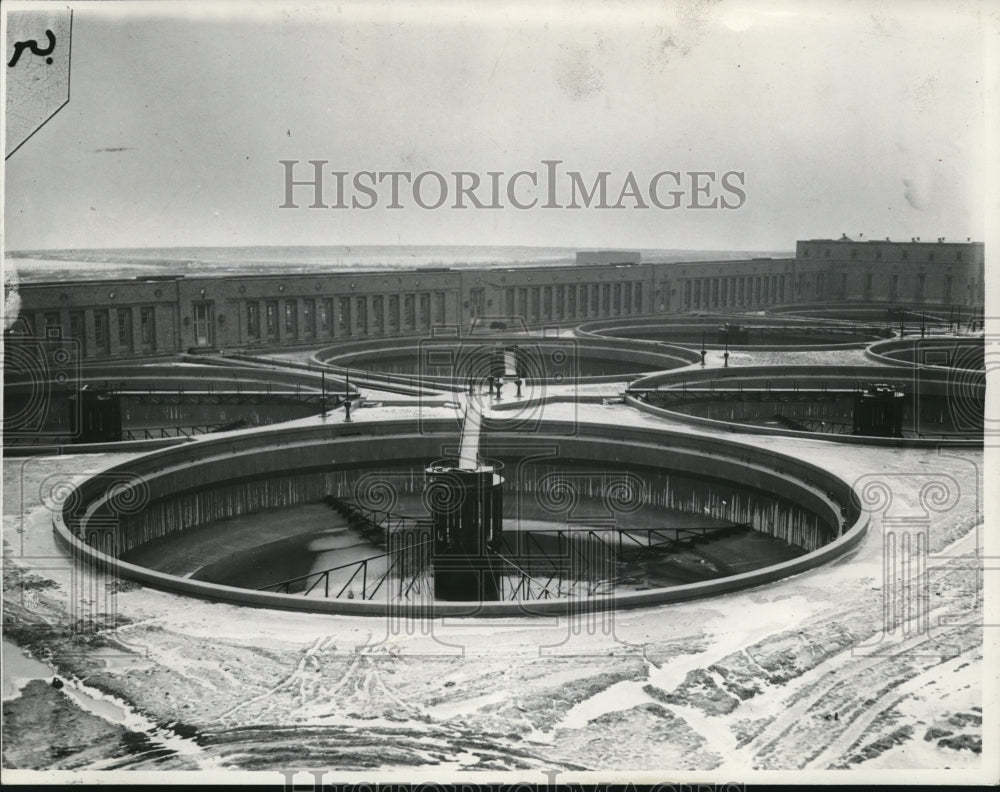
<box><xmin>8</xmin><ymin>30</ymin><xmax>56</xmax><ymax>67</ymax></box>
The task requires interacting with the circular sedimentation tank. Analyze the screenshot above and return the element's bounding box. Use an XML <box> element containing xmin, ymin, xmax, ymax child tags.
<box><xmin>53</xmin><ymin>418</ymin><xmax>865</xmax><ymax>616</ymax></box>
<box><xmin>773</xmin><ymin>302</ymin><xmax>981</xmax><ymax>326</ymax></box>
<box><xmin>314</xmin><ymin>335</ymin><xmax>700</xmax><ymax>385</ymax></box>
<box><xmin>3</xmin><ymin>362</ymin><xmax>353</xmax><ymax>452</ymax></box>
<box><xmin>627</xmin><ymin>364</ymin><xmax>984</xmax><ymax>444</ymax></box>
<box><xmin>577</xmin><ymin>315</ymin><xmax>892</xmax><ymax>350</ymax></box>
<box><xmin>865</xmin><ymin>336</ymin><xmax>985</xmax><ymax>372</ymax></box>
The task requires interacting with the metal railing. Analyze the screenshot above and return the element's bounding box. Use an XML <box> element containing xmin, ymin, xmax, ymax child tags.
<box><xmin>258</xmin><ymin>540</ymin><xmax>433</xmax><ymax>600</ymax></box>
<box><xmin>256</xmin><ymin>497</ymin><xmax>437</xmax><ymax>600</ymax></box>
<box><xmin>635</xmin><ymin>388</ymin><xmax>848</xmax><ymax>406</ymax></box>
<box><xmin>123</xmin><ymin>425</ymin><xmax>214</xmax><ymax>440</ymax></box>
<box><xmin>773</xmin><ymin>415</ymin><xmax>851</xmax><ymax>435</ymax></box>
<box><xmin>490</xmin><ymin>551</ymin><xmax>562</xmax><ymax>600</ymax></box>
<box><xmin>496</xmin><ymin>523</ymin><xmax>753</xmax><ymax>572</ymax></box>
<box><xmin>325</xmin><ymin>496</ymin><xmax>434</xmax><ymax>549</ymax></box>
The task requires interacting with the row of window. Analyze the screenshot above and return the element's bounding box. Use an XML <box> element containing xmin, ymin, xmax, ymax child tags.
<box><xmin>803</xmin><ymin>247</ymin><xmax>965</xmax><ymax>263</ymax></box>
<box><xmin>811</xmin><ymin>272</ymin><xmax>951</xmax><ymax>301</ymax></box>
<box><xmin>20</xmin><ymin>268</ymin><xmax>977</xmax><ymax>357</ymax></box>
<box><xmin>36</xmin><ymin>307</ymin><xmax>156</xmax><ymax>356</ymax></box>
<box><xmin>682</xmin><ymin>275</ymin><xmax>786</xmax><ymax>309</ymax></box>
<box><xmin>684</xmin><ymin>271</ymin><xmax>962</xmax><ymax>304</ymax></box>
<box><xmin>243</xmin><ymin>293</ymin><xmax>448</xmax><ymax>341</ymax></box>
<box><xmin>500</xmin><ymin>282</ymin><xmax>644</xmax><ymax>322</ymax></box>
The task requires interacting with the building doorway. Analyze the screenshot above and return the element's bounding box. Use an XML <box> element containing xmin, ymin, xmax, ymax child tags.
<box><xmin>193</xmin><ymin>302</ymin><xmax>214</xmax><ymax>347</ymax></box>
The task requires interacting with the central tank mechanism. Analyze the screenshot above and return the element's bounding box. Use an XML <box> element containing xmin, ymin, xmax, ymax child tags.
<box><xmin>425</xmin><ymin>458</ymin><xmax>505</xmax><ymax>601</ymax></box>
<box><xmin>852</xmin><ymin>383</ymin><xmax>905</xmax><ymax>437</ymax></box>
<box><xmin>717</xmin><ymin>323</ymin><xmax>750</xmax><ymax>346</ymax></box>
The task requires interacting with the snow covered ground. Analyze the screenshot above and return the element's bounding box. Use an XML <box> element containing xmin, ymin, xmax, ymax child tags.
<box><xmin>2</xmin><ymin>398</ymin><xmax>987</xmax><ymax>783</ymax></box>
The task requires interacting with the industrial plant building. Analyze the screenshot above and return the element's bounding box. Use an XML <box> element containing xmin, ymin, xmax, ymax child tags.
<box><xmin>9</xmin><ymin>236</ymin><xmax>985</xmax><ymax>359</ymax></box>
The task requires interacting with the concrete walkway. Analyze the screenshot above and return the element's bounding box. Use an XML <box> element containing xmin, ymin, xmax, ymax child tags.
<box><xmin>458</xmin><ymin>401</ymin><xmax>482</xmax><ymax>469</ymax></box>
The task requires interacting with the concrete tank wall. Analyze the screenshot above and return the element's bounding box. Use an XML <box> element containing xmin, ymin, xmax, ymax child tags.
<box><xmin>496</xmin><ymin>459</ymin><xmax>833</xmax><ymax>552</ymax></box>
<box><xmin>626</xmin><ymin>364</ymin><xmax>983</xmax><ymax>446</ymax></box>
<box><xmin>314</xmin><ymin>336</ymin><xmax>700</xmax><ymax>385</ymax></box>
<box><xmin>865</xmin><ymin>337</ymin><xmax>985</xmax><ymax>371</ymax></box>
<box><xmin>576</xmin><ymin>316</ymin><xmax>893</xmax><ymax>351</ymax></box>
<box><xmin>54</xmin><ymin>418</ymin><xmax>866</xmax><ymax>615</ymax></box>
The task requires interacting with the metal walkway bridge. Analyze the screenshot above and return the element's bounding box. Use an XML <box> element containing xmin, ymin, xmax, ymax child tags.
<box><xmin>257</xmin><ymin>494</ymin><xmax>753</xmax><ymax>602</ymax></box>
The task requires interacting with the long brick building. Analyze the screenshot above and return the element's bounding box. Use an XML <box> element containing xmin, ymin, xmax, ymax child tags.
<box><xmin>7</xmin><ymin>236</ymin><xmax>985</xmax><ymax>360</ymax></box>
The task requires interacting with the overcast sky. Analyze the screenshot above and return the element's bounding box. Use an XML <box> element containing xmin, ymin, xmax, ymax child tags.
<box><xmin>2</xmin><ymin>0</ymin><xmax>993</xmax><ymax>251</ymax></box>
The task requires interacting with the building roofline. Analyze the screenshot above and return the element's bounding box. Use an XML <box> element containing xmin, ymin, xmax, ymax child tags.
<box><xmin>799</xmin><ymin>238</ymin><xmax>983</xmax><ymax>246</ymax></box>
